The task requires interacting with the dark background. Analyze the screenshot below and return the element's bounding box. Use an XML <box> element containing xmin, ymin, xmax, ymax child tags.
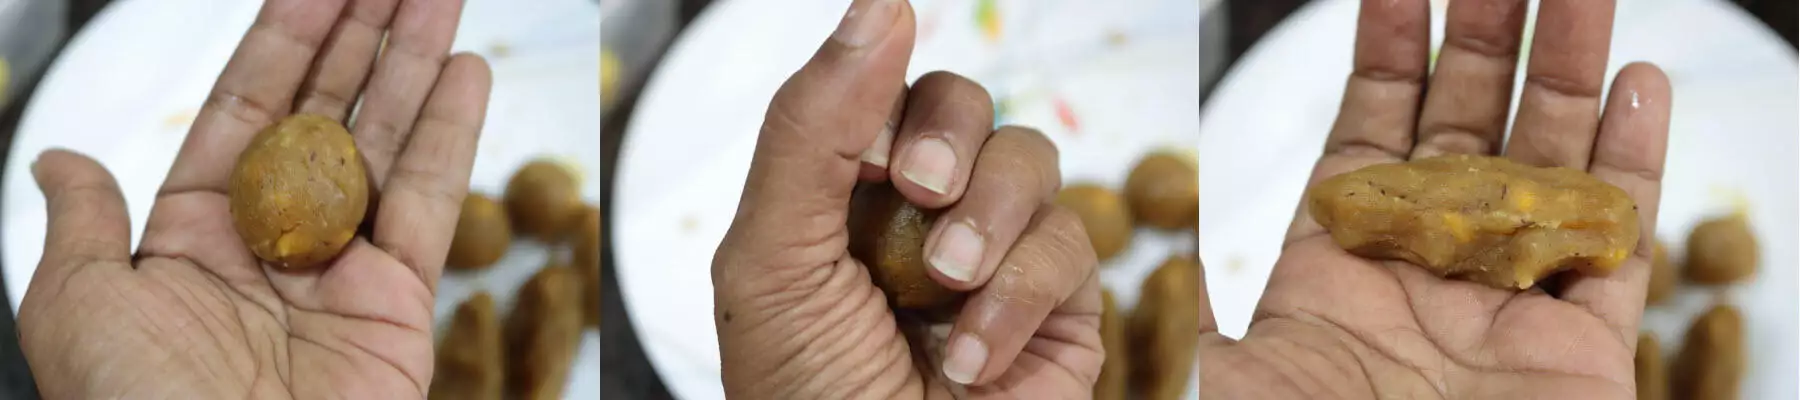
<box><xmin>0</xmin><ymin>0</ymin><xmax>1788</xmax><ymax>399</ymax></box>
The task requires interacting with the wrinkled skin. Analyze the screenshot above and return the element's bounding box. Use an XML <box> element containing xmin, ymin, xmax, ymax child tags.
<box><xmin>16</xmin><ymin>0</ymin><xmax>492</xmax><ymax>398</ymax></box>
<box><xmin>709</xmin><ymin>0</ymin><xmax>1103</xmax><ymax>398</ymax></box>
<box><xmin>1199</xmin><ymin>0</ymin><xmax>1672</xmax><ymax>399</ymax></box>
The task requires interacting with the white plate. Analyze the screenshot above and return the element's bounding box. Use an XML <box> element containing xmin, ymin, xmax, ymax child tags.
<box><xmin>614</xmin><ymin>0</ymin><xmax>1206</xmax><ymax>398</ymax></box>
<box><xmin>0</xmin><ymin>0</ymin><xmax>603</xmax><ymax>398</ymax></box>
<box><xmin>1198</xmin><ymin>0</ymin><xmax>1798</xmax><ymax>397</ymax></box>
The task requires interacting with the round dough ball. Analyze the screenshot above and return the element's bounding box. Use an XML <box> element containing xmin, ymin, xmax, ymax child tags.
<box><xmin>229</xmin><ymin>114</ymin><xmax>369</xmax><ymax>269</ymax></box>
<box><xmin>574</xmin><ymin>205</ymin><xmax>602</xmax><ymax>327</ymax></box>
<box><xmin>1646</xmin><ymin>241</ymin><xmax>1676</xmax><ymax>305</ymax></box>
<box><xmin>1054</xmin><ymin>184</ymin><xmax>1134</xmax><ymax>261</ymax></box>
<box><xmin>1684</xmin><ymin>215</ymin><xmax>1758</xmax><ymax>284</ymax></box>
<box><xmin>504</xmin><ymin>160</ymin><xmax>583</xmax><ymax>239</ymax></box>
<box><xmin>1637</xmin><ymin>333</ymin><xmax>1668</xmax><ymax>400</ymax></box>
<box><xmin>447</xmin><ymin>194</ymin><xmax>512</xmax><ymax>270</ymax></box>
<box><xmin>846</xmin><ymin>182</ymin><xmax>963</xmax><ymax>322</ymax></box>
<box><xmin>1124</xmin><ymin>152</ymin><xmax>1198</xmax><ymax>230</ymax></box>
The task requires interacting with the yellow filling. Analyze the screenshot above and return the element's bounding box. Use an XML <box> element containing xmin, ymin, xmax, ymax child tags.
<box><xmin>1512</xmin><ymin>188</ymin><xmax>1536</xmax><ymax>212</ymax></box>
<box><xmin>1441</xmin><ymin>212</ymin><xmax>1473</xmax><ymax>243</ymax></box>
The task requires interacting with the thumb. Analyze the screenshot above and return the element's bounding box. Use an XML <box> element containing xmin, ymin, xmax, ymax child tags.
<box><xmin>27</xmin><ymin>149</ymin><xmax>132</xmax><ymax>300</ymax></box>
<box><xmin>719</xmin><ymin>0</ymin><xmax>916</xmax><ymax>272</ymax></box>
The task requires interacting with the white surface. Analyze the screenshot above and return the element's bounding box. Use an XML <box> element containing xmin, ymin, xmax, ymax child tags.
<box><xmin>614</xmin><ymin>0</ymin><xmax>1204</xmax><ymax>398</ymax></box>
<box><xmin>0</xmin><ymin>0</ymin><xmax>602</xmax><ymax>398</ymax></box>
<box><xmin>1198</xmin><ymin>0</ymin><xmax>1798</xmax><ymax>397</ymax></box>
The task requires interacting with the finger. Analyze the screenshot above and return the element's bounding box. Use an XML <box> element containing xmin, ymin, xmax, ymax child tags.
<box><xmin>30</xmin><ymin>150</ymin><xmax>132</xmax><ymax>298</ymax></box>
<box><xmin>887</xmin><ymin>71</ymin><xmax>996</xmax><ymax>207</ymax></box>
<box><xmin>856</xmin><ymin>85</ymin><xmax>908</xmax><ymax>182</ymax></box>
<box><xmin>1410</xmin><ymin>0</ymin><xmax>1528</xmax><ymax>158</ymax></box>
<box><xmin>159</xmin><ymin>0</ymin><xmax>348</xmax><ymax>195</ymax></box>
<box><xmin>1558</xmin><ymin>63</ymin><xmax>1670</xmax><ymax>343</ymax></box>
<box><xmin>373</xmin><ymin>53</ymin><xmax>491</xmax><ymax>293</ymax></box>
<box><xmin>293</xmin><ymin>0</ymin><xmax>403</xmax><ymax>121</ymax></box>
<box><xmin>349</xmin><ymin>0</ymin><xmax>468</xmax><ymax>186</ymax></box>
<box><xmin>941</xmin><ymin>205</ymin><xmax>1098</xmax><ymax>386</ymax></box>
<box><xmin>1502</xmin><ymin>0</ymin><xmax>1616</xmax><ymax>168</ymax></box>
<box><xmin>1282</xmin><ymin>0</ymin><xmax>1429</xmax><ymax>243</ymax></box>
<box><xmin>719</xmin><ymin>0</ymin><xmax>915</xmax><ymax>269</ymax></box>
<box><xmin>921</xmin><ymin>126</ymin><xmax>1058</xmax><ymax>289</ymax></box>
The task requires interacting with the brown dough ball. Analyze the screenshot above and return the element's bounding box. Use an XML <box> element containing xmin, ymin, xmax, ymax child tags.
<box><xmin>1130</xmin><ymin>256</ymin><xmax>1200</xmax><ymax>400</ymax></box>
<box><xmin>1646</xmin><ymin>241</ymin><xmax>1676</xmax><ymax>305</ymax></box>
<box><xmin>1055</xmin><ymin>184</ymin><xmax>1134</xmax><ymax>261</ymax></box>
<box><xmin>1124</xmin><ymin>152</ymin><xmax>1198</xmax><ymax>230</ymax></box>
<box><xmin>430</xmin><ymin>292</ymin><xmax>504</xmax><ymax>400</ymax></box>
<box><xmin>447</xmin><ymin>194</ymin><xmax>512</xmax><ymax>270</ymax></box>
<box><xmin>505</xmin><ymin>264</ymin><xmax>585</xmax><ymax>400</ymax></box>
<box><xmin>573</xmin><ymin>205</ymin><xmax>602</xmax><ymax>327</ymax></box>
<box><xmin>846</xmin><ymin>182</ymin><xmax>964</xmax><ymax>322</ymax></box>
<box><xmin>228</xmin><ymin>114</ymin><xmax>370</xmax><ymax>269</ymax></box>
<box><xmin>1095</xmin><ymin>289</ymin><xmax>1129</xmax><ymax>400</ymax></box>
<box><xmin>1637</xmin><ymin>333</ymin><xmax>1668</xmax><ymax>400</ymax></box>
<box><xmin>1684</xmin><ymin>215</ymin><xmax>1758</xmax><ymax>284</ymax></box>
<box><xmin>504</xmin><ymin>160</ymin><xmax>583</xmax><ymax>239</ymax></box>
<box><xmin>1308</xmin><ymin>155</ymin><xmax>1639</xmax><ymax>290</ymax></box>
<box><xmin>1671</xmin><ymin>304</ymin><xmax>1745</xmax><ymax>400</ymax></box>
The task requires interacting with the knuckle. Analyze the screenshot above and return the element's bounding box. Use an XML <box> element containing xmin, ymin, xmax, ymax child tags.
<box><xmin>915</xmin><ymin>71</ymin><xmax>995</xmax><ymax>114</ymax></box>
<box><xmin>203</xmin><ymin>88</ymin><xmax>279</xmax><ymax>129</ymax></box>
<box><xmin>978</xmin><ymin>127</ymin><xmax>1062</xmax><ymax>194</ymax></box>
<box><xmin>986</xmin><ymin>205</ymin><xmax>1095</xmax><ymax>305</ymax></box>
<box><xmin>354</xmin><ymin>119</ymin><xmax>410</xmax><ymax>159</ymax></box>
<box><xmin>1036</xmin><ymin>205</ymin><xmax>1094</xmax><ymax>257</ymax></box>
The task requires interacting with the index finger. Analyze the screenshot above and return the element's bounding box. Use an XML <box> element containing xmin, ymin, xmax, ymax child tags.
<box><xmin>158</xmin><ymin>0</ymin><xmax>348</xmax><ymax>196</ymax></box>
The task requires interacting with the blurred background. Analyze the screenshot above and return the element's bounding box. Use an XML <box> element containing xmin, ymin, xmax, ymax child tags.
<box><xmin>601</xmin><ymin>0</ymin><xmax>1795</xmax><ymax>399</ymax></box>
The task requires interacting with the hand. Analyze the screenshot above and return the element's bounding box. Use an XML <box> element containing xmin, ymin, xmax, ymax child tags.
<box><xmin>709</xmin><ymin>0</ymin><xmax>1103</xmax><ymax>398</ymax></box>
<box><xmin>17</xmin><ymin>0</ymin><xmax>491</xmax><ymax>397</ymax></box>
<box><xmin>1198</xmin><ymin>0</ymin><xmax>1670</xmax><ymax>398</ymax></box>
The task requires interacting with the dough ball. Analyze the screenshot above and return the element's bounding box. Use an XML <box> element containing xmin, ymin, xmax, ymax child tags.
<box><xmin>1646</xmin><ymin>241</ymin><xmax>1676</xmax><ymax>305</ymax></box>
<box><xmin>430</xmin><ymin>292</ymin><xmax>503</xmax><ymax>400</ymax></box>
<box><xmin>1095</xmin><ymin>289</ymin><xmax>1128</xmax><ymax>400</ymax></box>
<box><xmin>1124</xmin><ymin>152</ymin><xmax>1198</xmax><ymax>230</ymax></box>
<box><xmin>1636</xmin><ymin>333</ymin><xmax>1667</xmax><ymax>400</ymax></box>
<box><xmin>228</xmin><ymin>114</ymin><xmax>369</xmax><ymax>269</ymax></box>
<box><xmin>504</xmin><ymin>159</ymin><xmax>583</xmax><ymax>239</ymax></box>
<box><xmin>1308</xmin><ymin>155</ymin><xmax>1639</xmax><ymax>290</ymax></box>
<box><xmin>574</xmin><ymin>205</ymin><xmax>602</xmax><ymax>327</ymax></box>
<box><xmin>1671</xmin><ymin>304</ymin><xmax>1745</xmax><ymax>400</ymax></box>
<box><xmin>1055</xmin><ymin>184</ymin><xmax>1134</xmax><ymax>261</ymax></box>
<box><xmin>846</xmin><ymin>182</ymin><xmax>963</xmax><ymax>322</ymax></box>
<box><xmin>1684</xmin><ymin>215</ymin><xmax>1758</xmax><ymax>284</ymax></box>
<box><xmin>505</xmin><ymin>264</ymin><xmax>585</xmax><ymax>400</ymax></box>
<box><xmin>1129</xmin><ymin>256</ymin><xmax>1201</xmax><ymax>400</ymax></box>
<box><xmin>447</xmin><ymin>194</ymin><xmax>512</xmax><ymax>270</ymax></box>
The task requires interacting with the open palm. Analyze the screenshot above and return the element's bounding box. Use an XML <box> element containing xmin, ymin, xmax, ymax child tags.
<box><xmin>16</xmin><ymin>0</ymin><xmax>490</xmax><ymax>398</ymax></box>
<box><xmin>1200</xmin><ymin>0</ymin><xmax>1671</xmax><ymax>398</ymax></box>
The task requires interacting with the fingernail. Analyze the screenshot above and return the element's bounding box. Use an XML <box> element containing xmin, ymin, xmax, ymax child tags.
<box><xmin>831</xmin><ymin>0</ymin><xmax>901</xmax><ymax>48</ymax></box>
<box><xmin>929</xmin><ymin>220</ymin><xmax>982</xmax><ymax>282</ymax></box>
<box><xmin>942</xmin><ymin>333</ymin><xmax>987</xmax><ymax>385</ymax></box>
<box><xmin>860</xmin><ymin>122</ymin><xmax>894</xmax><ymax>167</ymax></box>
<box><xmin>900</xmin><ymin>137</ymin><xmax>955</xmax><ymax>194</ymax></box>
